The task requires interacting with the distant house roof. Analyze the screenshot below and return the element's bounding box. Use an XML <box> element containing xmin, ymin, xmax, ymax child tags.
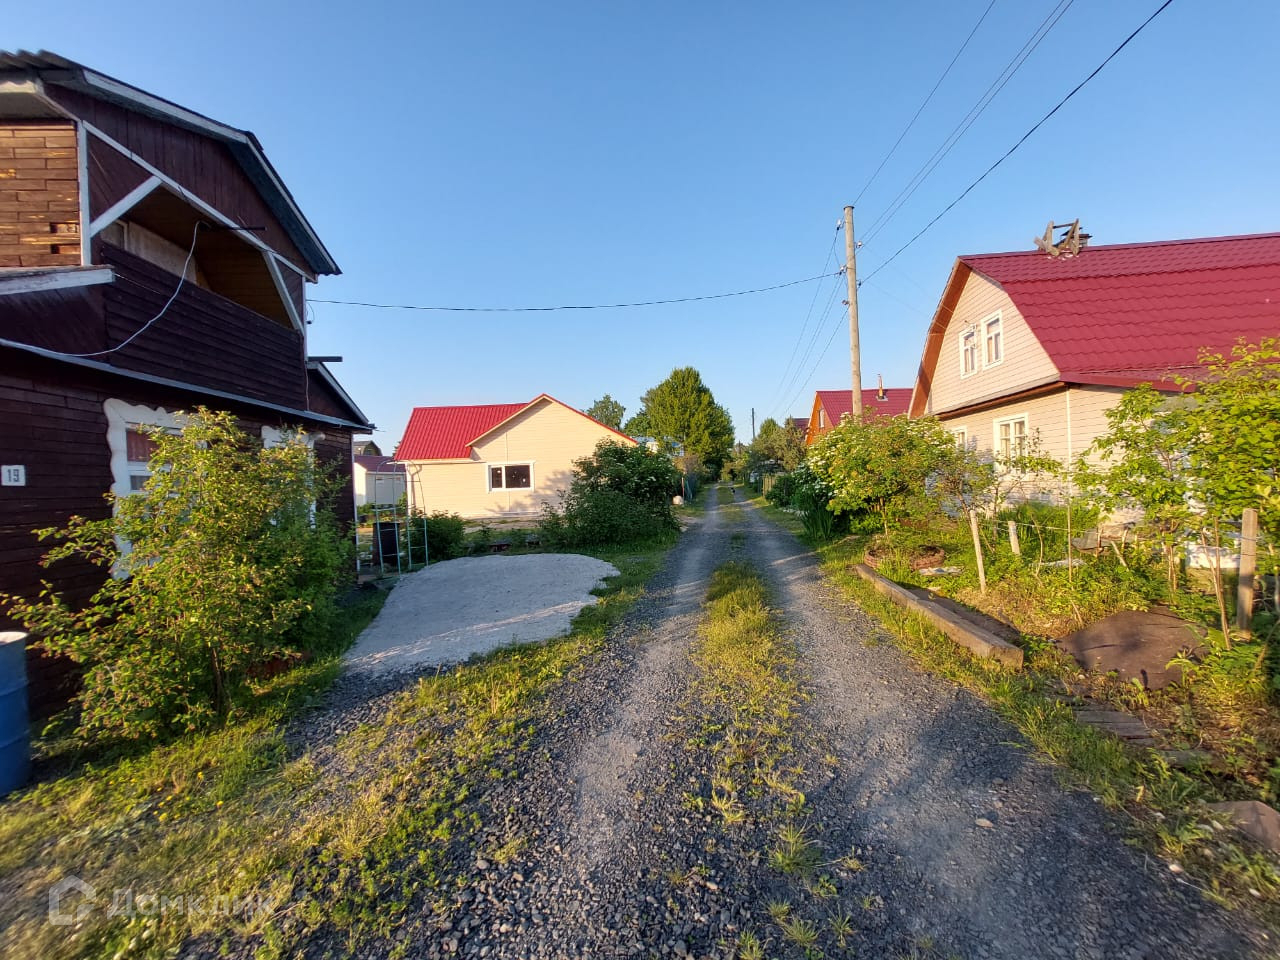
<box><xmin>950</xmin><ymin>232</ymin><xmax>1280</xmax><ymax>392</ymax></box>
<box><xmin>354</xmin><ymin>455</ymin><xmax>405</xmax><ymax>475</ymax></box>
<box><xmin>816</xmin><ymin>388</ymin><xmax>913</xmax><ymax>422</ymax></box>
<box><xmin>395</xmin><ymin>394</ymin><xmax>635</xmax><ymax>461</ymax></box>
<box><xmin>788</xmin><ymin>417</ymin><xmax>809</xmax><ymax>432</ymax></box>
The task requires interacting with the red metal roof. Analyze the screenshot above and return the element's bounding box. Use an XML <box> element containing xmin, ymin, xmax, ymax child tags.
<box><xmin>816</xmin><ymin>388</ymin><xmax>913</xmax><ymax>422</ymax></box>
<box><xmin>395</xmin><ymin>395</ymin><xmax>634</xmax><ymax>461</ymax></box>
<box><xmin>961</xmin><ymin>232</ymin><xmax>1280</xmax><ymax>387</ymax></box>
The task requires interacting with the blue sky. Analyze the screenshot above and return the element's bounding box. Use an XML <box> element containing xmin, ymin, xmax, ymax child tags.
<box><xmin>10</xmin><ymin>1</ymin><xmax>1278</xmax><ymax>447</ymax></box>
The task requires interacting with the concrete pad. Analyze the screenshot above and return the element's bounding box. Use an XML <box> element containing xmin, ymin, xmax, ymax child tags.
<box><xmin>345</xmin><ymin>553</ymin><xmax>619</xmax><ymax>675</ymax></box>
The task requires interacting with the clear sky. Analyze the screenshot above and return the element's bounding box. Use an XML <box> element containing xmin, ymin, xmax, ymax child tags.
<box><xmin>10</xmin><ymin>1</ymin><xmax>1278</xmax><ymax>448</ymax></box>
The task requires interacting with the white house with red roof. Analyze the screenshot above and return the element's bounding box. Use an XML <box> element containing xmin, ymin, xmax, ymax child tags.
<box><xmin>394</xmin><ymin>394</ymin><xmax>636</xmax><ymax>519</ymax></box>
<box><xmin>908</xmin><ymin>232</ymin><xmax>1280</xmax><ymax>472</ymax></box>
<box><xmin>803</xmin><ymin>386</ymin><xmax>913</xmax><ymax>446</ymax></box>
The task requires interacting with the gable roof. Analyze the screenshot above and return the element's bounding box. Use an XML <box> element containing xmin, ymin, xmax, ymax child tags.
<box><xmin>912</xmin><ymin>232</ymin><xmax>1280</xmax><ymax>414</ymax></box>
<box><xmin>816</xmin><ymin>388</ymin><xmax>913</xmax><ymax>422</ymax></box>
<box><xmin>395</xmin><ymin>394</ymin><xmax>634</xmax><ymax>461</ymax></box>
<box><xmin>0</xmin><ymin>50</ymin><xmax>338</xmax><ymax>276</ymax></box>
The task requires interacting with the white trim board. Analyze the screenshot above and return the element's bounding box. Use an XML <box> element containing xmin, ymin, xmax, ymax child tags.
<box><xmin>87</xmin><ymin>175</ymin><xmax>162</xmax><ymax>237</ymax></box>
<box><xmin>0</xmin><ymin>265</ymin><xmax>114</xmax><ymax>296</ymax></box>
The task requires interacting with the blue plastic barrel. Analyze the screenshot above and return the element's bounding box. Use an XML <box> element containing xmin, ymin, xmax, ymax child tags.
<box><xmin>0</xmin><ymin>632</ymin><xmax>31</xmax><ymax>797</ymax></box>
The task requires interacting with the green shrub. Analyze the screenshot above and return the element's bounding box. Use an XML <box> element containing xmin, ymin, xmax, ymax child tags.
<box><xmin>424</xmin><ymin>511</ymin><xmax>466</xmax><ymax>562</ymax></box>
<box><xmin>2</xmin><ymin>409</ymin><xmax>349</xmax><ymax>740</ymax></box>
<box><xmin>539</xmin><ymin>441</ymin><xmax>681</xmax><ymax>548</ymax></box>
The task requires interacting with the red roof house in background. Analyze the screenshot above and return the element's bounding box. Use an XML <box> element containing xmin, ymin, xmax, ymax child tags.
<box><xmin>395</xmin><ymin>395</ymin><xmax>635</xmax><ymax>519</ymax></box>
<box><xmin>908</xmin><ymin>231</ymin><xmax>1280</xmax><ymax>472</ymax></box>
<box><xmin>803</xmin><ymin>387</ymin><xmax>913</xmax><ymax>446</ymax></box>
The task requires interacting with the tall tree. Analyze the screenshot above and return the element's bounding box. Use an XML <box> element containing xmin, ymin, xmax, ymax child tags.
<box><xmin>633</xmin><ymin>367</ymin><xmax>734</xmax><ymax>475</ymax></box>
<box><xmin>586</xmin><ymin>394</ymin><xmax>625</xmax><ymax>430</ymax></box>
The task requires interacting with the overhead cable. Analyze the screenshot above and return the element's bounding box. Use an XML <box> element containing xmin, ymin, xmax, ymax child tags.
<box><xmin>860</xmin><ymin>0</ymin><xmax>1177</xmax><ymax>287</ymax></box>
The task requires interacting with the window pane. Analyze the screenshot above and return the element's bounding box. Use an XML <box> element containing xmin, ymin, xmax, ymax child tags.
<box><xmin>505</xmin><ymin>464</ymin><xmax>531</xmax><ymax>489</ymax></box>
<box><xmin>129</xmin><ymin>473</ymin><xmax>149</xmax><ymax>492</ymax></box>
<box><xmin>490</xmin><ymin>466</ymin><xmax>504</xmax><ymax>489</ymax></box>
<box><xmin>126</xmin><ymin>428</ymin><xmax>158</xmax><ymax>464</ymax></box>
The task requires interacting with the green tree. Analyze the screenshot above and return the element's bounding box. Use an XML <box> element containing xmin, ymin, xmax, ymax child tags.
<box><xmin>632</xmin><ymin>367</ymin><xmax>734</xmax><ymax>475</ymax></box>
<box><xmin>586</xmin><ymin>394</ymin><xmax>626</xmax><ymax>431</ymax></box>
<box><xmin>755</xmin><ymin>417</ymin><xmax>807</xmax><ymax>471</ymax></box>
<box><xmin>2</xmin><ymin>409</ymin><xmax>348</xmax><ymax>740</ymax></box>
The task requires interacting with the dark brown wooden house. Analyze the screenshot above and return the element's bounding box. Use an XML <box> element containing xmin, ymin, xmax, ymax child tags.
<box><xmin>0</xmin><ymin>51</ymin><xmax>373</xmax><ymax>714</ymax></box>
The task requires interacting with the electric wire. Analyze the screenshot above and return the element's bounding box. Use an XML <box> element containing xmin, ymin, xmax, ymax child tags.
<box><xmin>774</xmin><ymin>274</ymin><xmax>846</xmax><ymax>419</ymax></box>
<box><xmin>53</xmin><ymin>221</ymin><xmax>204</xmax><ymax>358</ymax></box>
<box><xmin>862</xmin><ymin>0</ymin><xmax>1076</xmax><ymax>245</ymax></box>
<box><xmin>860</xmin><ymin>0</ymin><xmax>1177</xmax><ymax>287</ymax></box>
<box><xmin>763</xmin><ymin>225</ymin><xmax>843</xmax><ymax>415</ymax></box>
<box><xmin>778</xmin><ymin>287</ymin><xmax>848</xmax><ymax>419</ymax></box>
<box><xmin>852</xmin><ymin>0</ymin><xmax>999</xmax><ymax>207</ymax></box>
<box><xmin>308</xmin><ymin>271</ymin><xmax>839</xmax><ymax>314</ymax></box>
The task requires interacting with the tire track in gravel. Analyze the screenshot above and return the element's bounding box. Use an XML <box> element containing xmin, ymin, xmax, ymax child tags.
<box><xmin>736</xmin><ymin>497</ymin><xmax>1271</xmax><ymax>960</ymax></box>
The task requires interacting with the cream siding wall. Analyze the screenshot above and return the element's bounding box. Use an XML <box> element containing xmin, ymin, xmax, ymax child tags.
<box><xmin>940</xmin><ymin>385</ymin><xmax>1126</xmax><ymax>500</ymax></box>
<box><xmin>405</xmin><ymin>401</ymin><xmax>632</xmax><ymax>519</ymax></box>
<box><xmin>923</xmin><ymin>272</ymin><xmax>1059</xmax><ymax>415</ymax></box>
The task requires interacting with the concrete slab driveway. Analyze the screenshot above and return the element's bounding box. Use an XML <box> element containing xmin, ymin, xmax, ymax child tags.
<box><xmin>344</xmin><ymin>553</ymin><xmax>618</xmax><ymax>675</ymax></box>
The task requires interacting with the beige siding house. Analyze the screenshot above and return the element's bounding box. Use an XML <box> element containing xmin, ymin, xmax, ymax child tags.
<box><xmin>395</xmin><ymin>395</ymin><xmax>636</xmax><ymax>519</ymax></box>
<box><xmin>909</xmin><ymin>232</ymin><xmax>1280</xmax><ymax>490</ymax></box>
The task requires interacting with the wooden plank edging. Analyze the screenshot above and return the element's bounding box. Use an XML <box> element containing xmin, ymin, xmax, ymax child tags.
<box><xmin>850</xmin><ymin>563</ymin><xmax>1024</xmax><ymax>669</ymax></box>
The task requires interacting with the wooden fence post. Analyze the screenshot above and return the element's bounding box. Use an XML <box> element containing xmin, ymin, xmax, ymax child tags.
<box><xmin>969</xmin><ymin>510</ymin><xmax>988</xmax><ymax>593</ymax></box>
<box><xmin>1237</xmin><ymin>507</ymin><xmax>1258</xmax><ymax>637</ymax></box>
<box><xmin>1007</xmin><ymin>520</ymin><xmax>1021</xmax><ymax>558</ymax></box>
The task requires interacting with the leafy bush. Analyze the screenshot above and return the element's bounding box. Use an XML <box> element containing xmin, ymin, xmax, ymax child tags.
<box><xmin>424</xmin><ymin>511</ymin><xmax>466</xmax><ymax>562</ymax></box>
<box><xmin>2</xmin><ymin>409</ymin><xmax>349</xmax><ymax>740</ymax></box>
<box><xmin>765</xmin><ymin>471</ymin><xmax>801</xmax><ymax>508</ymax></box>
<box><xmin>540</xmin><ymin>441</ymin><xmax>680</xmax><ymax>548</ymax></box>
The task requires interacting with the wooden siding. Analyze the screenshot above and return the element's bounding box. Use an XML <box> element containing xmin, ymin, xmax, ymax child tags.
<box><xmin>0</xmin><ymin>121</ymin><xmax>81</xmax><ymax>268</ymax></box>
<box><xmin>407</xmin><ymin>400</ymin><xmax>632</xmax><ymax>518</ymax></box>
<box><xmin>0</xmin><ymin>349</ymin><xmax>355</xmax><ymax>717</ymax></box>
<box><xmin>100</xmin><ymin>243</ymin><xmax>308</xmax><ymax>410</ymax></box>
<box><xmin>922</xmin><ymin>271</ymin><xmax>1058</xmax><ymax>416</ymax></box>
<box><xmin>940</xmin><ymin>384</ymin><xmax>1126</xmax><ymax>468</ymax></box>
<box><xmin>45</xmin><ymin>87</ymin><xmax>310</xmax><ymax>273</ymax></box>
<box><xmin>86</xmin><ymin>132</ymin><xmax>151</xmax><ymax>221</ymax></box>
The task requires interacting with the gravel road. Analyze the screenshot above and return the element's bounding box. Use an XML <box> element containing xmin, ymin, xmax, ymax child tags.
<box><xmin>273</xmin><ymin>489</ymin><xmax>1271</xmax><ymax>959</ymax></box>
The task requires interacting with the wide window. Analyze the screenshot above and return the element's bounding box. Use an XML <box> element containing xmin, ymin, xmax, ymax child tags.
<box><xmin>489</xmin><ymin>463</ymin><xmax>532</xmax><ymax>490</ymax></box>
<box><xmin>985</xmin><ymin>314</ymin><xmax>1003</xmax><ymax>367</ymax></box>
<box><xmin>996</xmin><ymin>416</ymin><xmax>1027</xmax><ymax>459</ymax></box>
<box><xmin>960</xmin><ymin>329</ymin><xmax>978</xmax><ymax>378</ymax></box>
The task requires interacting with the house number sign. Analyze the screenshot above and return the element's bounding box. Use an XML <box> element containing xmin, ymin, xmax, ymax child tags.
<box><xmin>2</xmin><ymin>465</ymin><xmax>26</xmax><ymax>487</ymax></box>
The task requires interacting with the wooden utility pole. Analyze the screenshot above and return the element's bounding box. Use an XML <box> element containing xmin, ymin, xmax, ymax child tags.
<box><xmin>844</xmin><ymin>205</ymin><xmax>863</xmax><ymax>419</ymax></box>
<box><xmin>751</xmin><ymin>407</ymin><xmax>756</xmax><ymax>440</ymax></box>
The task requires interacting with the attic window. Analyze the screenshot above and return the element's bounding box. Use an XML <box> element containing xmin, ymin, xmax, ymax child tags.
<box><xmin>985</xmin><ymin>314</ymin><xmax>1003</xmax><ymax>367</ymax></box>
<box><xmin>960</xmin><ymin>329</ymin><xmax>979</xmax><ymax>378</ymax></box>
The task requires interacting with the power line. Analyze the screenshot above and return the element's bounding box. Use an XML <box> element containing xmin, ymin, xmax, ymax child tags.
<box><xmin>853</xmin><ymin>0</ymin><xmax>999</xmax><ymax>207</ymax></box>
<box><xmin>862</xmin><ymin>0</ymin><xmax>1076</xmax><ymax>245</ymax></box>
<box><xmin>861</xmin><ymin>0</ymin><xmax>1177</xmax><ymax>287</ymax></box>
<box><xmin>764</xmin><ymin>224</ymin><xmax>842</xmax><ymax>414</ymax></box>
<box><xmin>776</xmin><ymin>276</ymin><xmax>846</xmax><ymax>418</ymax></box>
<box><xmin>308</xmin><ymin>271</ymin><xmax>839</xmax><ymax>314</ymax></box>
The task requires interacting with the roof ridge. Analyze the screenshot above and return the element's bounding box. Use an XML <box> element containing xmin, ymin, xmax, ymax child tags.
<box><xmin>961</xmin><ymin>230</ymin><xmax>1280</xmax><ymax>262</ymax></box>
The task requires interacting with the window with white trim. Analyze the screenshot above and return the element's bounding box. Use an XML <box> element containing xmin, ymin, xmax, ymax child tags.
<box><xmin>960</xmin><ymin>329</ymin><xmax>978</xmax><ymax>378</ymax></box>
<box><xmin>105</xmin><ymin>399</ymin><xmax>181</xmax><ymax>501</ymax></box>
<box><xmin>951</xmin><ymin>427</ymin><xmax>969</xmax><ymax>450</ymax></box>
<box><xmin>985</xmin><ymin>314</ymin><xmax>1003</xmax><ymax>367</ymax></box>
<box><xmin>995</xmin><ymin>415</ymin><xmax>1027</xmax><ymax>460</ymax></box>
<box><xmin>488</xmin><ymin>463</ymin><xmax>532</xmax><ymax>490</ymax></box>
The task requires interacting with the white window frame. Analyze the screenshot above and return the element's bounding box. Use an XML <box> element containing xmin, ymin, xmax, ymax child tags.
<box><xmin>993</xmin><ymin>414</ymin><xmax>1029</xmax><ymax>461</ymax></box>
<box><xmin>984</xmin><ymin>312</ymin><xmax>1004</xmax><ymax>369</ymax></box>
<box><xmin>105</xmin><ymin>399</ymin><xmax>181</xmax><ymax>502</ymax></box>
<box><xmin>959</xmin><ymin>327</ymin><xmax>979</xmax><ymax>379</ymax></box>
<box><xmin>487</xmin><ymin>461</ymin><xmax>535</xmax><ymax>492</ymax></box>
<box><xmin>951</xmin><ymin>426</ymin><xmax>969</xmax><ymax>451</ymax></box>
